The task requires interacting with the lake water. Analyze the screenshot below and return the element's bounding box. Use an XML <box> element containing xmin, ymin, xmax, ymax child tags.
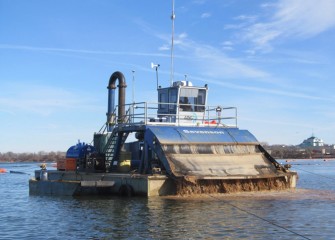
<box><xmin>1</xmin><ymin>159</ymin><xmax>335</xmax><ymax>239</ymax></box>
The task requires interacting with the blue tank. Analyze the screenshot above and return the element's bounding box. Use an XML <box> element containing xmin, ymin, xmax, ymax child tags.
<box><xmin>66</xmin><ymin>141</ymin><xmax>96</xmax><ymax>159</ymax></box>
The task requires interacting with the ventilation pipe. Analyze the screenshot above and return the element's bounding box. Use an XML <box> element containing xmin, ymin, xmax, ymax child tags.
<box><xmin>107</xmin><ymin>71</ymin><xmax>127</xmax><ymax>131</ymax></box>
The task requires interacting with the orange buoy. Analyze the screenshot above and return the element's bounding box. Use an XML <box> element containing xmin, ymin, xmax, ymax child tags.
<box><xmin>0</xmin><ymin>168</ymin><xmax>7</xmax><ymax>173</ymax></box>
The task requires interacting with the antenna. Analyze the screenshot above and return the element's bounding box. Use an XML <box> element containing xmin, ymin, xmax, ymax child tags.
<box><xmin>170</xmin><ymin>0</ymin><xmax>176</xmax><ymax>86</ymax></box>
<box><xmin>151</xmin><ymin>62</ymin><xmax>160</xmax><ymax>89</ymax></box>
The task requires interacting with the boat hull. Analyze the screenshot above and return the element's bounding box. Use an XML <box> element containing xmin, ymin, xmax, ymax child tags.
<box><xmin>29</xmin><ymin>170</ymin><xmax>297</xmax><ymax>196</ymax></box>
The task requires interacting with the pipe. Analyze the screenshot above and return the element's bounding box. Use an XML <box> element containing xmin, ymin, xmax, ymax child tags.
<box><xmin>107</xmin><ymin>71</ymin><xmax>127</xmax><ymax>129</ymax></box>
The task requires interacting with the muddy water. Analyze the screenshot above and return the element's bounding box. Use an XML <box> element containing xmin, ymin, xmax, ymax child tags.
<box><xmin>0</xmin><ymin>160</ymin><xmax>334</xmax><ymax>239</ymax></box>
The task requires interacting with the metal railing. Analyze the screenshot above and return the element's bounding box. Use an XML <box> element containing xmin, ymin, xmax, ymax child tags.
<box><xmin>111</xmin><ymin>102</ymin><xmax>237</xmax><ymax>128</ymax></box>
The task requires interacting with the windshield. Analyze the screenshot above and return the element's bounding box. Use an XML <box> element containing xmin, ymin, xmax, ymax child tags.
<box><xmin>179</xmin><ymin>88</ymin><xmax>206</xmax><ymax>112</ymax></box>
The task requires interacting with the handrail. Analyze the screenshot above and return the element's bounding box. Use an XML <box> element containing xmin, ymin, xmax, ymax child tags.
<box><xmin>100</xmin><ymin>102</ymin><xmax>238</xmax><ymax>129</ymax></box>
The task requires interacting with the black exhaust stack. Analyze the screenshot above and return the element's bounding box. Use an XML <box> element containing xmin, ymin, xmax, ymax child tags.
<box><xmin>107</xmin><ymin>71</ymin><xmax>127</xmax><ymax>131</ymax></box>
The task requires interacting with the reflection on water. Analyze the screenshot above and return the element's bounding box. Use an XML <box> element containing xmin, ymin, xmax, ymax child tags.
<box><xmin>0</xmin><ymin>160</ymin><xmax>335</xmax><ymax>239</ymax></box>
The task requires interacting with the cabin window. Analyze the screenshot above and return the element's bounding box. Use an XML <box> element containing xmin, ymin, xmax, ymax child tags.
<box><xmin>169</xmin><ymin>89</ymin><xmax>177</xmax><ymax>111</ymax></box>
<box><xmin>195</xmin><ymin>89</ymin><xmax>206</xmax><ymax>112</ymax></box>
<box><xmin>179</xmin><ymin>88</ymin><xmax>206</xmax><ymax>112</ymax></box>
<box><xmin>159</xmin><ymin>92</ymin><xmax>167</xmax><ymax>111</ymax></box>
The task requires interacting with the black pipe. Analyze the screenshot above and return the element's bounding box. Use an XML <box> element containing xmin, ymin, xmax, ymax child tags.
<box><xmin>108</xmin><ymin>71</ymin><xmax>127</xmax><ymax>123</ymax></box>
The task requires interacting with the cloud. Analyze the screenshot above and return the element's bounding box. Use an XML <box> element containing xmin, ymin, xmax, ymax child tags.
<box><xmin>243</xmin><ymin>0</ymin><xmax>335</xmax><ymax>50</ymax></box>
<box><xmin>0</xmin><ymin>44</ymin><xmax>169</xmax><ymax>58</ymax></box>
<box><xmin>175</xmin><ymin>34</ymin><xmax>270</xmax><ymax>79</ymax></box>
<box><xmin>191</xmin><ymin>45</ymin><xmax>269</xmax><ymax>79</ymax></box>
<box><xmin>193</xmin><ymin>0</ymin><xmax>206</xmax><ymax>5</ymax></box>
<box><xmin>274</xmin><ymin>0</ymin><xmax>335</xmax><ymax>36</ymax></box>
<box><xmin>153</xmin><ymin>28</ymin><xmax>277</xmax><ymax>81</ymax></box>
<box><xmin>224</xmin><ymin>15</ymin><xmax>257</xmax><ymax>30</ymax></box>
<box><xmin>0</xmin><ymin>83</ymin><xmax>98</xmax><ymax>116</ymax></box>
<box><xmin>163</xmin><ymin>33</ymin><xmax>326</xmax><ymax>101</ymax></box>
<box><xmin>221</xmin><ymin>41</ymin><xmax>234</xmax><ymax>51</ymax></box>
<box><xmin>201</xmin><ymin>12</ymin><xmax>211</xmax><ymax>18</ymax></box>
<box><xmin>234</xmin><ymin>15</ymin><xmax>258</xmax><ymax>22</ymax></box>
<box><xmin>0</xmin><ymin>44</ymin><xmax>109</xmax><ymax>54</ymax></box>
<box><xmin>134</xmin><ymin>21</ymin><xmax>273</xmax><ymax>81</ymax></box>
<box><xmin>191</xmin><ymin>74</ymin><xmax>335</xmax><ymax>102</ymax></box>
<box><xmin>158</xmin><ymin>45</ymin><xmax>170</xmax><ymax>51</ymax></box>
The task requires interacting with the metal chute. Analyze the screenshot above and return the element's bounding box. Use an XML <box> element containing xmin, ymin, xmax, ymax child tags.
<box><xmin>144</xmin><ymin>125</ymin><xmax>289</xmax><ymax>180</ymax></box>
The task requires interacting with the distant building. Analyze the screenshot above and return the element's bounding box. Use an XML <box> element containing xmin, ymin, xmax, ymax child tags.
<box><xmin>299</xmin><ymin>135</ymin><xmax>324</xmax><ymax>148</ymax></box>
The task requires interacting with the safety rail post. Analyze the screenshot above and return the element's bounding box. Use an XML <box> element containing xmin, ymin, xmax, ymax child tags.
<box><xmin>177</xmin><ymin>102</ymin><xmax>180</xmax><ymax>125</ymax></box>
<box><xmin>207</xmin><ymin>106</ymin><xmax>210</xmax><ymax>126</ymax></box>
<box><xmin>177</xmin><ymin>102</ymin><xmax>180</xmax><ymax>126</ymax></box>
<box><xmin>144</xmin><ymin>102</ymin><xmax>148</xmax><ymax>124</ymax></box>
<box><xmin>235</xmin><ymin>107</ymin><xmax>237</xmax><ymax>127</ymax></box>
<box><xmin>131</xmin><ymin>103</ymin><xmax>134</xmax><ymax>124</ymax></box>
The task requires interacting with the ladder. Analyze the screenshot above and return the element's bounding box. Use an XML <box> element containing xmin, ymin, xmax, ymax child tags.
<box><xmin>102</xmin><ymin>106</ymin><xmax>133</xmax><ymax>171</ymax></box>
<box><xmin>103</xmin><ymin>128</ymin><xmax>129</xmax><ymax>171</ymax></box>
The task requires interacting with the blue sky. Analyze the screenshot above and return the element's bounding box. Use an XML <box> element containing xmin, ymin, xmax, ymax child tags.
<box><xmin>1</xmin><ymin>0</ymin><xmax>335</xmax><ymax>152</ymax></box>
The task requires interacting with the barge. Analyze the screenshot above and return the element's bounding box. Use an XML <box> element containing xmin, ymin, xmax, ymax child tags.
<box><xmin>29</xmin><ymin>71</ymin><xmax>297</xmax><ymax>196</ymax></box>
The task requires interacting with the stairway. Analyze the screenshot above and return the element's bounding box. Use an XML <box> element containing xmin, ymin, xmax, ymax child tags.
<box><xmin>103</xmin><ymin>128</ymin><xmax>129</xmax><ymax>171</ymax></box>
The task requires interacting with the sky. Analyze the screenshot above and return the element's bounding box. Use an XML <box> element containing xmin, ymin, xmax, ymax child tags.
<box><xmin>1</xmin><ymin>0</ymin><xmax>335</xmax><ymax>153</ymax></box>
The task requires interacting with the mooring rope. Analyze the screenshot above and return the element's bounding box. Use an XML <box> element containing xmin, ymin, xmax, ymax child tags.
<box><xmin>200</xmin><ymin>161</ymin><xmax>335</xmax><ymax>239</ymax></box>
<box><xmin>206</xmin><ymin>193</ymin><xmax>312</xmax><ymax>240</ymax></box>
<box><xmin>173</xmin><ymin>175</ymin><xmax>311</xmax><ymax>240</ymax></box>
<box><xmin>292</xmin><ymin>165</ymin><xmax>335</xmax><ymax>181</ymax></box>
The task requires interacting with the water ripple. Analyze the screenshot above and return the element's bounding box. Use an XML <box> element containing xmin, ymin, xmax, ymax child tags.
<box><xmin>1</xmin><ymin>162</ymin><xmax>335</xmax><ymax>239</ymax></box>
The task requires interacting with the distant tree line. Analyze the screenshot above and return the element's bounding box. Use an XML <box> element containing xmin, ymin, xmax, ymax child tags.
<box><xmin>0</xmin><ymin>151</ymin><xmax>66</xmax><ymax>162</ymax></box>
<box><xmin>263</xmin><ymin>144</ymin><xmax>335</xmax><ymax>159</ymax></box>
<box><xmin>1</xmin><ymin>144</ymin><xmax>335</xmax><ymax>162</ymax></box>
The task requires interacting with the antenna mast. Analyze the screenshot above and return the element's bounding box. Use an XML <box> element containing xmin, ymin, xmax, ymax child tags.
<box><xmin>170</xmin><ymin>0</ymin><xmax>176</xmax><ymax>86</ymax></box>
<box><xmin>132</xmin><ymin>70</ymin><xmax>135</xmax><ymax>103</ymax></box>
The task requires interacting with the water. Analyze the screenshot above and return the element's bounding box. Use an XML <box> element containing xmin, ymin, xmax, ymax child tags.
<box><xmin>1</xmin><ymin>160</ymin><xmax>335</xmax><ymax>240</ymax></box>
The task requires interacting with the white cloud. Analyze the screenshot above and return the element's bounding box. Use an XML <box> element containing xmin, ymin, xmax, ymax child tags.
<box><xmin>260</xmin><ymin>3</ymin><xmax>276</xmax><ymax>9</ymax></box>
<box><xmin>154</xmin><ymin>28</ymin><xmax>271</xmax><ymax>79</ymax></box>
<box><xmin>158</xmin><ymin>45</ymin><xmax>170</xmax><ymax>51</ymax></box>
<box><xmin>244</xmin><ymin>0</ymin><xmax>335</xmax><ymax>50</ymax></box>
<box><xmin>175</xmin><ymin>39</ymin><xmax>270</xmax><ymax>79</ymax></box>
<box><xmin>0</xmin><ymin>83</ymin><xmax>98</xmax><ymax>116</ymax></box>
<box><xmin>0</xmin><ymin>44</ymin><xmax>169</xmax><ymax>58</ymax></box>
<box><xmin>222</xmin><ymin>41</ymin><xmax>233</xmax><ymax>46</ymax></box>
<box><xmin>234</xmin><ymin>15</ymin><xmax>258</xmax><ymax>22</ymax></box>
<box><xmin>167</xmin><ymin>32</ymin><xmax>335</xmax><ymax>102</ymax></box>
<box><xmin>174</xmin><ymin>33</ymin><xmax>188</xmax><ymax>46</ymax></box>
<box><xmin>197</xmin><ymin>52</ymin><xmax>268</xmax><ymax>79</ymax></box>
<box><xmin>149</xmin><ymin>24</ymin><xmax>271</xmax><ymax>80</ymax></box>
<box><xmin>221</xmin><ymin>41</ymin><xmax>234</xmax><ymax>51</ymax></box>
<box><xmin>193</xmin><ymin>0</ymin><xmax>206</xmax><ymax>5</ymax></box>
<box><xmin>201</xmin><ymin>12</ymin><xmax>211</xmax><ymax>18</ymax></box>
<box><xmin>274</xmin><ymin>0</ymin><xmax>335</xmax><ymax>36</ymax></box>
<box><xmin>193</xmin><ymin>73</ymin><xmax>335</xmax><ymax>102</ymax></box>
